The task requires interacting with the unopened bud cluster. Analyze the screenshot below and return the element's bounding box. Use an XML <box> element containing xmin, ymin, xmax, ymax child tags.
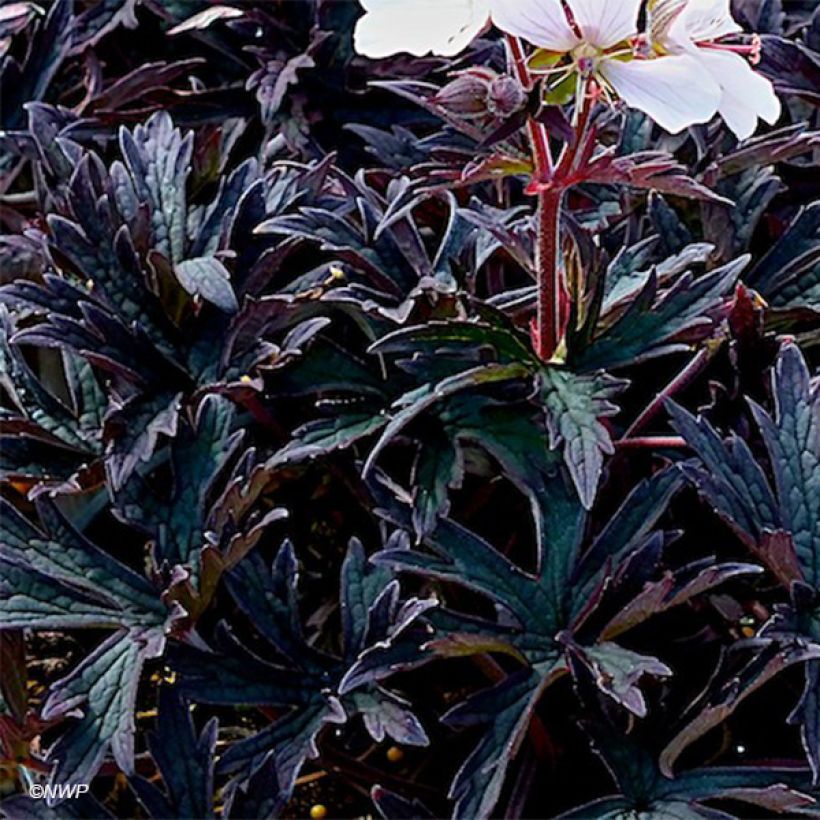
<box><xmin>435</xmin><ymin>69</ymin><xmax>526</xmax><ymax>120</ymax></box>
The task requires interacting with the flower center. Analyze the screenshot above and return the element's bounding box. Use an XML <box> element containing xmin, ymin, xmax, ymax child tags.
<box><xmin>572</xmin><ymin>43</ymin><xmax>600</xmax><ymax>76</ymax></box>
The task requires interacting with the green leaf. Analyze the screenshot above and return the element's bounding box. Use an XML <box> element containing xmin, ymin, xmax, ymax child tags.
<box><xmin>411</xmin><ymin>432</ymin><xmax>463</xmax><ymax>538</ymax></box>
<box><xmin>271</xmin><ymin>413</ymin><xmax>388</xmax><ymax>467</ymax></box>
<box><xmin>0</xmin><ymin>497</ymin><xmax>165</xmax><ymax>621</ymax></box>
<box><xmin>174</xmin><ymin>257</ymin><xmax>239</xmax><ymax>314</ymax></box>
<box><xmin>749</xmin><ymin>344</ymin><xmax>820</xmax><ymax>586</ymax></box>
<box><xmin>538</xmin><ymin>367</ymin><xmax>626</xmax><ymax>509</ymax></box>
<box><xmin>572</xmin><ymin>258</ymin><xmax>744</xmax><ymax>371</ymax></box>
<box><xmin>42</xmin><ymin>629</ymin><xmax>167</xmax><ymax>788</ymax></box>
<box><xmin>444</xmin><ymin>668</ymin><xmax>551</xmax><ymax>820</ymax></box>
<box><xmin>0</xmin><ymin>495</ymin><xmax>170</xmax><ymax>789</ymax></box>
<box><xmin>0</xmin><ymin>557</ymin><xmax>134</xmax><ymax>629</ymax></box>
<box><xmin>745</xmin><ymin>202</ymin><xmax>820</xmax><ymax>312</ymax></box>
<box><xmin>119</xmin><ymin>111</ymin><xmax>192</xmax><ymax>265</ymax></box>
<box><xmin>670</xmin><ymin>343</ymin><xmax>819</xmax><ymax>587</ymax></box>
<box><xmin>567</xmin><ymin>642</ymin><xmax>671</xmax><ymax>718</ymax></box>
<box><xmin>114</xmin><ymin>395</ymin><xmax>243</xmax><ymax>576</ymax></box>
<box><xmin>440</xmin><ymin>399</ymin><xmax>564</xmax><ymax>497</ymax></box>
<box><xmin>371</xmin><ymin>319</ymin><xmax>534</xmax><ymax>367</ymax></box>
<box><xmin>363</xmin><ymin>362</ymin><xmax>532</xmax><ymax>478</ymax></box>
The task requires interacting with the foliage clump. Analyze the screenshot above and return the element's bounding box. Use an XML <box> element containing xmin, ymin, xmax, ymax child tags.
<box><xmin>0</xmin><ymin>1</ymin><xmax>818</xmax><ymax>818</ymax></box>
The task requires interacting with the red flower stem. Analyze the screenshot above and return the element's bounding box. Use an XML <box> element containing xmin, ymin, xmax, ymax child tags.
<box><xmin>615</xmin><ymin>436</ymin><xmax>688</xmax><ymax>450</ymax></box>
<box><xmin>505</xmin><ymin>35</ymin><xmax>563</xmax><ymax>359</ymax></box>
<box><xmin>535</xmin><ymin>188</ymin><xmax>562</xmax><ymax>360</ymax></box>
<box><xmin>556</xmin><ymin>82</ymin><xmax>595</xmax><ymax>179</ymax></box>
<box><xmin>505</xmin><ymin>36</ymin><xmax>554</xmax><ymax>181</ymax></box>
<box><xmin>621</xmin><ymin>345</ymin><xmax>717</xmax><ymax>440</ymax></box>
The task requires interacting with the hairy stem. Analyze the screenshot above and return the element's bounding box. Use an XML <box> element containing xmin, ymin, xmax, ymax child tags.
<box><xmin>622</xmin><ymin>344</ymin><xmax>719</xmax><ymax>440</ymax></box>
<box><xmin>505</xmin><ymin>35</ymin><xmax>563</xmax><ymax>360</ymax></box>
<box><xmin>616</xmin><ymin>436</ymin><xmax>688</xmax><ymax>450</ymax></box>
<box><xmin>534</xmin><ymin>188</ymin><xmax>563</xmax><ymax>360</ymax></box>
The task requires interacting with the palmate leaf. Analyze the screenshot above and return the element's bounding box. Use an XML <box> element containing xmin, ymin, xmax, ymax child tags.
<box><xmin>0</xmin><ymin>497</ymin><xmax>173</xmax><ymax>790</ymax></box>
<box><xmin>577</xmin><ymin>150</ymin><xmax>733</xmax><ymax>203</ymax></box>
<box><xmin>368</xmin><ymin>467</ymin><xmax>758</xmax><ymax>818</ymax></box>
<box><xmin>357</xmin><ymin>318</ymin><xmax>627</xmax><ymax>512</ymax></box>
<box><xmin>44</xmin><ymin>159</ymin><xmax>179</xmax><ymax>357</ymax></box>
<box><xmin>129</xmin><ymin>686</ymin><xmax>217</xmax><ymax>819</ymax></box>
<box><xmin>0</xmin><ymin>111</ymin><xmax>334</xmax><ymax>473</ymax></box>
<box><xmin>570</xmin><ymin>257</ymin><xmax>745</xmax><ymax>372</ymax></box>
<box><xmin>0</xmin><ymin>308</ymin><xmax>104</xmax><ymax>491</ymax></box>
<box><xmin>538</xmin><ymin>367</ymin><xmax>625</xmax><ymax>509</ymax></box>
<box><xmin>669</xmin><ymin>343</ymin><xmax>819</xmax><ymax>587</ymax></box>
<box><xmin>172</xmin><ymin>537</ymin><xmax>431</xmax><ymax>812</ymax></box>
<box><xmin>0</xmin><ymin>0</ymin><xmax>72</xmax><ymax>133</ymax></box>
<box><xmin>663</xmin><ymin>342</ymin><xmax>820</xmax><ymax>777</ymax></box>
<box><xmin>258</xmin><ymin>174</ymin><xmax>475</xmax><ymax>298</ymax></box>
<box><xmin>2</xmin><ymin>167</ymin><xmax>332</xmax><ymax>492</ymax></box>
<box><xmin>561</xmin><ymin>722</ymin><xmax>815</xmax><ymax>819</ymax></box>
<box><xmin>113</xmin><ymin>394</ymin><xmax>244</xmax><ymax>576</ymax></box>
<box><xmin>744</xmin><ymin>202</ymin><xmax>820</xmax><ymax>315</ymax></box>
<box><xmin>42</xmin><ymin>628</ymin><xmax>166</xmax><ymax>793</ymax></box>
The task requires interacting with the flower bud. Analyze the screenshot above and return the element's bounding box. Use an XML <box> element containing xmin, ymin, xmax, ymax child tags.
<box><xmin>434</xmin><ymin>70</ymin><xmax>496</xmax><ymax>118</ymax></box>
<box><xmin>487</xmin><ymin>76</ymin><xmax>527</xmax><ymax>118</ymax></box>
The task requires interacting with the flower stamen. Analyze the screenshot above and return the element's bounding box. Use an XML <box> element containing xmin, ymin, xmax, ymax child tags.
<box><xmin>699</xmin><ymin>34</ymin><xmax>762</xmax><ymax>65</ymax></box>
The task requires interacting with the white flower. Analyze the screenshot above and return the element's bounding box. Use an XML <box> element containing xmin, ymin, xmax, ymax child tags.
<box><xmin>492</xmin><ymin>0</ymin><xmax>722</xmax><ymax>134</ymax></box>
<box><xmin>354</xmin><ymin>0</ymin><xmax>490</xmax><ymax>58</ymax></box>
<box><xmin>649</xmin><ymin>0</ymin><xmax>781</xmax><ymax>139</ymax></box>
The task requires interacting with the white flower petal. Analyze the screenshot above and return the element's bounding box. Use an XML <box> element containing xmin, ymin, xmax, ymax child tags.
<box><xmin>490</xmin><ymin>0</ymin><xmax>579</xmax><ymax>52</ymax></box>
<box><xmin>697</xmin><ymin>49</ymin><xmax>781</xmax><ymax>139</ymax></box>
<box><xmin>566</xmin><ymin>0</ymin><xmax>642</xmax><ymax>49</ymax></box>
<box><xmin>601</xmin><ymin>54</ymin><xmax>721</xmax><ymax>134</ymax></box>
<box><xmin>354</xmin><ymin>0</ymin><xmax>489</xmax><ymax>58</ymax></box>
<box><xmin>670</xmin><ymin>0</ymin><xmax>742</xmax><ymax>45</ymax></box>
